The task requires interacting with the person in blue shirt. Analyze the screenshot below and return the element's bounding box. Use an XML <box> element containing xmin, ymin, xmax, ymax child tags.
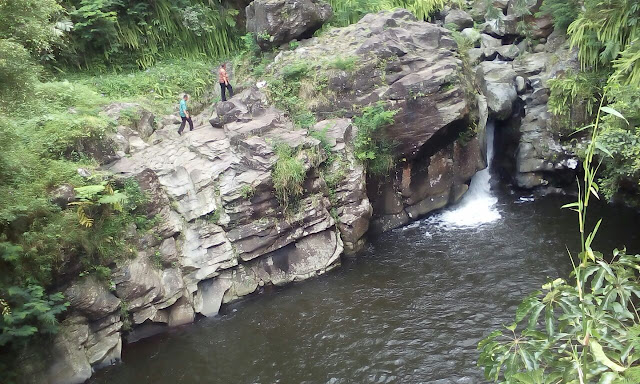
<box><xmin>178</xmin><ymin>93</ymin><xmax>194</xmax><ymax>135</ymax></box>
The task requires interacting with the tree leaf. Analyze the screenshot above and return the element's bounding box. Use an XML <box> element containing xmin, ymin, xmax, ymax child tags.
<box><xmin>591</xmin><ymin>340</ymin><xmax>626</xmax><ymax>372</ymax></box>
<box><xmin>600</xmin><ymin>106</ymin><xmax>629</xmax><ymax>124</ymax></box>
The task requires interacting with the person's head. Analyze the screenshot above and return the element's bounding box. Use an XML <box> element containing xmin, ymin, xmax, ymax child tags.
<box><xmin>221</xmin><ymin>63</ymin><xmax>226</xmax><ymax>69</ymax></box>
<box><xmin>183</xmin><ymin>93</ymin><xmax>189</xmax><ymax>100</ymax></box>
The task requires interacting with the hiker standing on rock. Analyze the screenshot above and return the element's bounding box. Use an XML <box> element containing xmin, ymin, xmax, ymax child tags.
<box><xmin>178</xmin><ymin>93</ymin><xmax>194</xmax><ymax>135</ymax></box>
<box><xmin>219</xmin><ymin>63</ymin><xmax>233</xmax><ymax>101</ymax></box>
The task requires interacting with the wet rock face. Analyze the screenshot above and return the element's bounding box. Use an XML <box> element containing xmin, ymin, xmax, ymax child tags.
<box><xmin>246</xmin><ymin>0</ymin><xmax>333</xmax><ymax>50</ymax></box>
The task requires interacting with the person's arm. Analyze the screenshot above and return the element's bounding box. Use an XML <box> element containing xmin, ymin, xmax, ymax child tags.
<box><xmin>224</xmin><ymin>69</ymin><xmax>230</xmax><ymax>85</ymax></box>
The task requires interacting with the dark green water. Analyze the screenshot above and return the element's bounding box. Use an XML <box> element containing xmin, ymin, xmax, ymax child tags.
<box><xmin>88</xmin><ymin>186</ymin><xmax>640</xmax><ymax>384</ymax></box>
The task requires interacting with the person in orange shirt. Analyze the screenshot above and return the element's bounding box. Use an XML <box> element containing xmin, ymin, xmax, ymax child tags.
<box><xmin>218</xmin><ymin>63</ymin><xmax>234</xmax><ymax>101</ymax></box>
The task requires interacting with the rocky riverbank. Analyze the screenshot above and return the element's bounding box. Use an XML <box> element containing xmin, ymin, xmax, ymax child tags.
<box><xmin>20</xmin><ymin>1</ymin><xmax>582</xmax><ymax>382</ymax></box>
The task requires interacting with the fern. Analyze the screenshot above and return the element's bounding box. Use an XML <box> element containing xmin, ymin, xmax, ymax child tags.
<box><xmin>69</xmin><ymin>182</ymin><xmax>128</xmax><ymax>227</ymax></box>
<box><xmin>612</xmin><ymin>40</ymin><xmax>640</xmax><ymax>85</ymax></box>
<box><xmin>568</xmin><ymin>0</ymin><xmax>640</xmax><ymax>73</ymax></box>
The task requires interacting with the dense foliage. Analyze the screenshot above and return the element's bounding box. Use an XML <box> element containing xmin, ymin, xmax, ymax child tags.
<box><xmin>540</xmin><ymin>0</ymin><xmax>640</xmax><ymax>203</ymax></box>
<box><xmin>538</xmin><ymin>0</ymin><xmax>580</xmax><ymax>31</ymax></box>
<box><xmin>479</xmin><ymin>107</ymin><xmax>640</xmax><ymax>384</ymax></box>
<box><xmin>353</xmin><ymin>103</ymin><xmax>398</xmax><ymax>177</ymax></box>
<box><xmin>61</xmin><ymin>0</ymin><xmax>239</xmax><ymax>69</ymax></box>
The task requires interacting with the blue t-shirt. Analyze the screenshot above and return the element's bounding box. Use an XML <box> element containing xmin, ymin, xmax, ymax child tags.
<box><xmin>179</xmin><ymin>99</ymin><xmax>187</xmax><ymax>117</ymax></box>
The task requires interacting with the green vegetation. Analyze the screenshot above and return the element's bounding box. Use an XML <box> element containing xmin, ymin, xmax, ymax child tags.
<box><xmin>328</xmin><ymin>56</ymin><xmax>358</xmax><ymax>72</ymax></box>
<box><xmin>479</xmin><ymin>106</ymin><xmax>640</xmax><ymax>383</ymax></box>
<box><xmin>68</xmin><ymin>59</ymin><xmax>218</xmax><ymax>104</ymax></box>
<box><xmin>271</xmin><ymin>144</ymin><xmax>307</xmax><ymax>211</ymax></box>
<box><xmin>264</xmin><ymin>60</ymin><xmax>323</xmax><ymax>128</ymax></box>
<box><xmin>353</xmin><ymin>103</ymin><xmax>398</xmax><ymax>177</ymax></box>
<box><xmin>62</xmin><ymin>0</ymin><xmax>239</xmax><ymax>69</ymax></box>
<box><xmin>538</xmin><ymin>0</ymin><xmax>580</xmax><ymax>31</ymax></box>
<box><xmin>540</xmin><ymin>0</ymin><xmax>640</xmax><ymax>202</ymax></box>
<box><xmin>0</xmin><ymin>284</ymin><xmax>68</xmax><ymax>347</ymax></box>
<box><xmin>596</xmin><ymin>84</ymin><xmax>640</xmax><ymax>204</ymax></box>
<box><xmin>240</xmin><ymin>185</ymin><xmax>256</xmax><ymax>200</ymax></box>
<box><xmin>547</xmin><ymin>71</ymin><xmax>605</xmax><ymax>134</ymax></box>
<box><xmin>326</xmin><ymin>0</ymin><xmax>449</xmax><ymax>26</ymax></box>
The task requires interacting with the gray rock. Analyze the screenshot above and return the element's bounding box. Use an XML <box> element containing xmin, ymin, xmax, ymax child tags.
<box><xmin>470</xmin><ymin>0</ymin><xmax>509</xmax><ymax>21</ymax></box>
<box><xmin>64</xmin><ymin>277</ymin><xmax>121</xmax><ymax>321</ymax></box>
<box><xmin>50</xmin><ymin>184</ymin><xmax>76</xmax><ymax>208</ymax></box>
<box><xmin>370</xmin><ymin>211</ymin><xmax>410</xmax><ymax>234</ymax></box>
<box><xmin>168</xmin><ymin>296</ymin><xmax>195</xmax><ymax>327</ymax></box>
<box><xmin>496</xmin><ymin>44</ymin><xmax>520</xmax><ymax>60</ymax></box>
<box><xmin>468</xmin><ymin>48</ymin><xmax>484</xmax><ymax>64</ymax></box>
<box><xmin>515</xmin><ymin>76</ymin><xmax>527</xmax><ymax>94</ymax></box>
<box><xmin>476</xmin><ymin>61</ymin><xmax>518</xmax><ymax>119</ymax></box>
<box><xmin>461</xmin><ymin>28</ymin><xmax>481</xmax><ymax>47</ymax></box>
<box><xmin>246</xmin><ymin>0</ymin><xmax>333</xmax><ymax>50</ymax></box>
<box><xmin>482</xmin><ymin>14</ymin><xmax>519</xmax><ymax>37</ymax></box>
<box><xmin>222</xmin><ymin>229</ymin><xmax>343</xmax><ymax>303</ymax></box>
<box><xmin>112</xmin><ymin>255</ymin><xmax>163</xmax><ymax>311</ymax></box>
<box><xmin>159</xmin><ymin>237</ymin><xmax>179</xmax><ymax>266</ymax></box>
<box><xmin>445</xmin><ymin>9</ymin><xmax>474</xmax><ymax>31</ymax></box>
<box><xmin>47</xmin><ymin>317</ymin><xmax>92</xmax><ymax>384</ymax></box>
<box><xmin>506</xmin><ymin>0</ymin><xmax>542</xmax><ymax>16</ymax></box>
<box><xmin>194</xmin><ymin>275</ymin><xmax>233</xmax><ymax>317</ymax></box>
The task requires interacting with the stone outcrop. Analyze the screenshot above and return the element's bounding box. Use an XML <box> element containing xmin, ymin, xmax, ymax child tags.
<box><xmin>465</xmin><ymin>0</ymin><xmax>581</xmax><ymax>191</ymax></box>
<box><xmin>272</xmin><ymin>9</ymin><xmax>486</xmax><ymax>229</ymax></box>
<box><xmin>274</xmin><ymin>9</ymin><xmax>474</xmax><ymax>159</ymax></box>
<box><xmin>445</xmin><ymin>9</ymin><xmax>474</xmax><ymax>31</ymax></box>
<box><xmin>27</xmin><ymin>10</ymin><xmax>495</xmax><ymax>384</ymax></box>
<box><xmin>246</xmin><ymin>0</ymin><xmax>333</xmax><ymax>50</ymax></box>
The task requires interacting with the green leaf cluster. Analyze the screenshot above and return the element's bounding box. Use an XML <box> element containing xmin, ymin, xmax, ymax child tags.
<box><xmin>61</xmin><ymin>0</ymin><xmax>240</xmax><ymax>69</ymax></box>
<box><xmin>0</xmin><ymin>284</ymin><xmax>69</xmax><ymax>347</ymax></box>
<box><xmin>271</xmin><ymin>144</ymin><xmax>307</xmax><ymax>211</ymax></box>
<box><xmin>353</xmin><ymin>103</ymin><xmax>397</xmax><ymax>177</ymax></box>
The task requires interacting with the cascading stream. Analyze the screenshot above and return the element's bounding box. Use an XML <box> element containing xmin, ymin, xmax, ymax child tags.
<box><xmin>427</xmin><ymin>121</ymin><xmax>501</xmax><ymax>229</ymax></box>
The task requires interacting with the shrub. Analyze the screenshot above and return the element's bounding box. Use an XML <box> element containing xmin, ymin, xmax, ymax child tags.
<box><xmin>353</xmin><ymin>103</ymin><xmax>397</xmax><ymax>176</ymax></box>
<box><xmin>281</xmin><ymin>61</ymin><xmax>310</xmax><ymax>81</ymax></box>
<box><xmin>0</xmin><ymin>283</ymin><xmax>69</xmax><ymax>347</ymax></box>
<box><xmin>0</xmin><ymin>40</ymin><xmax>39</xmax><ymax>102</ymax></box>
<box><xmin>240</xmin><ymin>185</ymin><xmax>256</xmax><ymax>200</ymax></box>
<box><xmin>538</xmin><ymin>0</ymin><xmax>579</xmax><ymax>31</ymax></box>
<box><xmin>272</xmin><ymin>144</ymin><xmax>307</xmax><ymax>210</ymax></box>
<box><xmin>547</xmin><ymin>71</ymin><xmax>606</xmax><ymax>134</ymax></box>
<box><xmin>328</xmin><ymin>56</ymin><xmax>357</xmax><ymax>72</ymax></box>
<box><xmin>596</xmin><ymin>84</ymin><xmax>640</xmax><ymax>203</ymax></box>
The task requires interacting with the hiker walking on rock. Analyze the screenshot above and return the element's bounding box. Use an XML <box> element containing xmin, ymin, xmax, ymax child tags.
<box><xmin>178</xmin><ymin>93</ymin><xmax>194</xmax><ymax>135</ymax></box>
<box><xmin>219</xmin><ymin>63</ymin><xmax>233</xmax><ymax>101</ymax></box>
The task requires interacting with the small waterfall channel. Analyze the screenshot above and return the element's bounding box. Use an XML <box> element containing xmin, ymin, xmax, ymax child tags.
<box><xmin>428</xmin><ymin>121</ymin><xmax>501</xmax><ymax>229</ymax></box>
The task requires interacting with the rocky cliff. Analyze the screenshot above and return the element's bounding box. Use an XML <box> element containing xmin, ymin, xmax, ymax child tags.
<box><xmin>22</xmin><ymin>9</ymin><xmax>488</xmax><ymax>384</ymax></box>
<box><xmin>23</xmin><ymin>1</ymin><xmax>584</xmax><ymax>381</ymax></box>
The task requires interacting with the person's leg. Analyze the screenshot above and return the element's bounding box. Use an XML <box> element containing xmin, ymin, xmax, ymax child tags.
<box><xmin>220</xmin><ymin>83</ymin><xmax>226</xmax><ymax>101</ymax></box>
<box><xmin>178</xmin><ymin>116</ymin><xmax>186</xmax><ymax>134</ymax></box>
<box><xmin>226</xmin><ymin>84</ymin><xmax>234</xmax><ymax>99</ymax></box>
<box><xmin>187</xmin><ymin>116</ymin><xmax>194</xmax><ymax>131</ymax></box>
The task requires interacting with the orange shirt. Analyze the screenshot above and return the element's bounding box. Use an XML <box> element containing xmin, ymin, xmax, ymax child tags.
<box><xmin>218</xmin><ymin>67</ymin><xmax>228</xmax><ymax>83</ymax></box>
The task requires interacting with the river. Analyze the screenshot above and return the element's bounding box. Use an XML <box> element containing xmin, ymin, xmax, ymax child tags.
<box><xmin>89</xmin><ymin>124</ymin><xmax>640</xmax><ymax>384</ymax></box>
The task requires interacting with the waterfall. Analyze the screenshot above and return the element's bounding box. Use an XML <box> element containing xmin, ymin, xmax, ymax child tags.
<box><xmin>427</xmin><ymin>121</ymin><xmax>501</xmax><ymax>229</ymax></box>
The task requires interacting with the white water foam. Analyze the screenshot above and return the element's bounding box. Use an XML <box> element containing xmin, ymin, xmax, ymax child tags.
<box><xmin>427</xmin><ymin>121</ymin><xmax>501</xmax><ymax>229</ymax></box>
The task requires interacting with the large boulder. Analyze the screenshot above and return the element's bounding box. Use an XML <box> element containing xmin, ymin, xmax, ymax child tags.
<box><xmin>273</xmin><ymin>9</ymin><xmax>474</xmax><ymax>159</ymax></box>
<box><xmin>246</xmin><ymin>0</ymin><xmax>333</xmax><ymax>50</ymax></box>
<box><xmin>64</xmin><ymin>277</ymin><xmax>121</xmax><ymax>321</ymax></box>
<box><xmin>476</xmin><ymin>61</ymin><xmax>518</xmax><ymax>120</ymax></box>
<box><xmin>445</xmin><ymin>9</ymin><xmax>474</xmax><ymax>30</ymax></box>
